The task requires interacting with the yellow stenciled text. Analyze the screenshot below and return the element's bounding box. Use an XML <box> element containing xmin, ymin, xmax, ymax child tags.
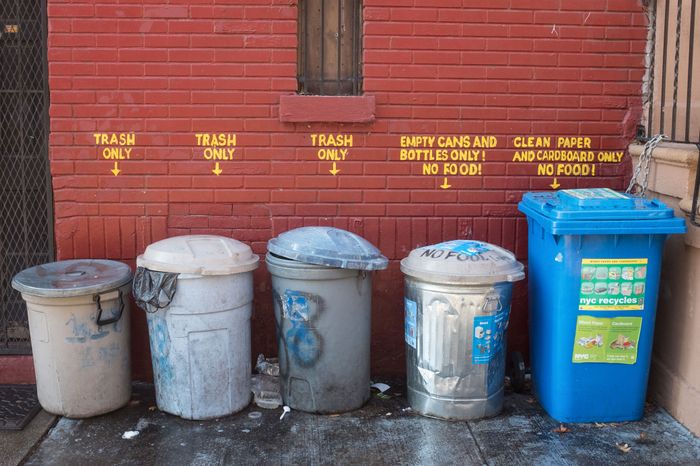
<box><xmin>93</xmin><ymin>133</ymin><xmax>135</xmax><ymax>146</ymax></box>
<box><xmin>311</xmin><ymin>134</ymin><xmax>353</xmax><ymax>147</ymax></box>
<box><xmin>196</xmin><ymin>133</ymin><xmax>237</xmax><ymax>161</ymax></box>
<box><xmin>95</xmin><ymin>133</ymin><xmax>135</xmax><ymax>160</ymax></box>
<box><xmin>101</xmin><ymin>147</ymin><xmax>132</xmax><ymax>160</ymax></box>
<box><xmin>312</xmin><ymin>134</ymin><xmax>352</xmax><ymax>166</ymax></box>
<box><xmin>203</xmin><ymin>148</ymin><xmax>235</xmax><ymax>160</ymax></box>
<box><xmin>399</xmin><ymin>134</ymin><xmax>497</xmax><ymax>178</ymax></box>
<box><xmin>509</xmin><ymin>135</ymin><xmax>625</xmax><ymax>181</ymax></box>
<box><xmin>195</xmin><ymin>133</ymin><xmax>236</xmax><ymax>147</ymax></box>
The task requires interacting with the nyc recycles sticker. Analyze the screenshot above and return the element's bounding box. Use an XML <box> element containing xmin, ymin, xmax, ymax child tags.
<box><xmin>579</xmin><ymin>258</ymin><xmax>648</xmax><ymax>311</ymax></box>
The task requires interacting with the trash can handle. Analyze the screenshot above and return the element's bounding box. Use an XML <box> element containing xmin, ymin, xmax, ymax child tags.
<box><xmin>481</xmin><ymin>294</ymin><xmax>502</xmax><ymax>313</ymax></box>
<box><xmin>94</xmin><ymin>290</ymin><xmax>125</xmax><ymax>327</ymax></box>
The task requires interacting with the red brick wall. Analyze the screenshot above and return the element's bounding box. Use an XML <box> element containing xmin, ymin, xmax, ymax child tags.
<box><xmin>46</xmin><ymin>0</ymin><xmax>648</xmax><ymax>380</ymax></box>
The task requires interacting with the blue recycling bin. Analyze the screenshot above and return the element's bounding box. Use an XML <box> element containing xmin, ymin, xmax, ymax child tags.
<box><xmin>518</xmin><ymin>188</ymin><xmax>686</xmax><ymax>422</ymax></box>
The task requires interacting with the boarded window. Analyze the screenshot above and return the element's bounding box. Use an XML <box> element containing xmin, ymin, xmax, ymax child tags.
<box><xmin>298</xmin><ymin>0</ymin><xmax>362</xmax><ymax>96</ymax></box>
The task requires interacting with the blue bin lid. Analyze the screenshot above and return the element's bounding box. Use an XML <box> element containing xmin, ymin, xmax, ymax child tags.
<box><xmin>267</xmin><ymin>226</ymin><xmax>388</xmax><ymax>271</ymax></box>
<box><xmin>518</xmin><ymin>188</ymin><xmax>687</xmax><ymax>235</ymax></box>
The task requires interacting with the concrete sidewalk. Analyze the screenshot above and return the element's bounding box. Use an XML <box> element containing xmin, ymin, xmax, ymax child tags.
<box><xmin>20</xmin><ymin>383</ymin><xmax>700</xmax><ymax>466</ymax></box>
<box><xmin>0</xmin><ymin>410</ymin><xmax>55</xmax><ymax>466</ymax></box>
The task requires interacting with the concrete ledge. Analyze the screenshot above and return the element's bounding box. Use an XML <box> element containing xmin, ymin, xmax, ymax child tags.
<box><xmin>279</xmin><ymin>94</ymin><xmax>375</xmax><ymax>123</ymax></box>
<box><xmin>629</xmin><ymin>141</ymin><xmax>699</xmax><ymax>167</ymax></box>
<box><xmin>628</xmin><ymin>141</ymin><xmax>698</xmax><ymax>214</ymax></box>
<box><xmin>650</xmin><ymin>357</ymin><xmax>700</xmax><ymax>436</ymax></box>
<box><xmin>632</xmin><ymin>140</ymin><xmax>700</xmax><ymax>437</ymax></box>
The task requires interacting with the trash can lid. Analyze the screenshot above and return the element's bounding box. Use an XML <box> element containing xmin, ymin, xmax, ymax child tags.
<box><xmin>400</xmin><ymin>240</ymin><xmax>525</xmax><ymax>285</ymax></box>
<box><xmin>137</xmin><ymin>235</ymin><xmax>259</xmax><ymax>275</ymax></box>
<box><xmin>518</xmin><ymin>188</ymin><xmax>687</xmax><ymax>235</ymax></box>
<box><xmin>267</xmin><ymin>227</ymin><xmax>388</xmax><ymax>271</ymax></box>
<box><xmin>11</xmin><ymin>259</ymin><xmax>133</xmax><ymax>298</ymax></box>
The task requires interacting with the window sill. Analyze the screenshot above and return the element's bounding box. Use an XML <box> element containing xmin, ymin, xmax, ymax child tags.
<box><xmin>279</xmin><ymin>94</ymin><xmax>375</xmax><ymax>123</ymax></box>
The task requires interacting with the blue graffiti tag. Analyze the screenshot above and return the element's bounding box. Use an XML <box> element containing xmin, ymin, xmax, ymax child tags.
<box><xmin>98</xmin><ymin>342</ymin><xmax>121</xmax><ymax>369</ymax></box>
<box><xmin>65</xmin><ymin>313</ymin><xmax>109</xmax><ymax>344</ymax></box>
<box><xmin>80</xmin><ymin>346</ymin><xmax>95</xmax><ymax>368</ymax></box>
<box><xmin>148</xmin><ymin>313</ymin><xmax>174</xmax><ymax>387</ymax></box>
<box><xmin>282</xmin><ymin>290</ymin><xmax>322</xmax><ymax>368</ymax></box>
<box><xmin>434</xmin><ymin>240</ymin><xmax>491</xmax><ymax>256</ymax></box>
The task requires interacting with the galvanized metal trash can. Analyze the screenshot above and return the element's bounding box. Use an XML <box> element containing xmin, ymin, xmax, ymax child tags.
<box><xmin>136</xmin><ymin>235</ymin><xmax>259</xmax><ymax>420</ymax></box>
<box><xmin>400</xmin><ymin>240</ymin><xmax>524</xmax><ymax>420</ymax></box>
<box><xmin>266</xmin><ymin>227</ymin><xmax>388</xmax><ymax>413</ymax></box>
<box><xmin>12</xmin><ymin>260</ymin><xmax>133</xmax><ymax>418</ymax></box>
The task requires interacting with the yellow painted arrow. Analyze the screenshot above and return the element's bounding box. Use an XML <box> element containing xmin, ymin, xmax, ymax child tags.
<box><xmin>329</xmin><ymin>162</ymin><xmax>340</xmax><ymax>176</ymax></box>
<box><xmin>111</xmin><ymin>161</ymin><xmax>121</xmax><ymax>176</ymax></box>
<box><xmin>440</xmin><ymin>177</ymin><xmax>451</xmax><ymax>189</ymax></box>
<box><xmin>212</xmin><ymin>162</ymin><xmax>223</xmax><ymax>176</ymax></box>
<box><xmin>550</xmin><ymin>177</ymin><xmax>561</xmax><ymax>190</ymax></box>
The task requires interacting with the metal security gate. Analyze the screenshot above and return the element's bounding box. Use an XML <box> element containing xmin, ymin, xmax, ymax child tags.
<box><xmin>642</xmin><ymin>0</ymin><xmax>700</xmax><ymax>225</ymax></box>
<box><xmin>0</xmin><ymin>0</ymin><xmax>52</xmax><ymax>354</ymax></box>
<box><xmin>645</xmin><ymin>0</ymin><xmax>700</xmax><ymax>143</ymax></box>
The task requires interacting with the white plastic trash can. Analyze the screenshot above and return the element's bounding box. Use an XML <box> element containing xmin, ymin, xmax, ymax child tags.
<box><xmin>401</xmin><ymin>240</ymin><xmax>524</xmax><ymax>420</ymax></box>
<box><xmin>266</xmin><ymin>227</ymin><xmax>388</xmax><ymax>413</ymax></box>
<box><xmin>135</xmin><ymin>235</ymin><xmax>259</xmax><ymax>420</ymax></box>
<box><xmin>12</xmin><ymin>260</ymin><xmax>133</xmax><ymax>418</ymax></box>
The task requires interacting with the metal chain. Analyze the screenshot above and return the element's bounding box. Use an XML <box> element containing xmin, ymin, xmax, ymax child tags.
<box><xmin>645</xmin><ymin>0</ymin><xmax>657</xmax><ymax>130</ymax></box>
<box><xmin>626</xmin><ymin>134</ymin><xmax>666</xmax><ymax>197</ymax></box>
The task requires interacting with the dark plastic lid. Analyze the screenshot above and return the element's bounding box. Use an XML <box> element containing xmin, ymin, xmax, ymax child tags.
<box><xmin>267</xmin><ymin>227</ymin><xmax>388</xmax><ymax>271</ymax></box>
<box><xmin>519</xmin><ymin>189</ymin><xmax>687</xmax><ymax>235</ymax></box>
<box><xmin>12</xmin><ymin>259</ymin><xmax>133</xmax><ymax>298</ymax></box>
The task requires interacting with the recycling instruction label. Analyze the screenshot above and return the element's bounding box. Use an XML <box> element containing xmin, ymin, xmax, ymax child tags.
<box><xmin>572</xmin><ymin>316</ymin><xmax>643</xmax><ymax>364</ymax></box>
<box><xmin>579</xmin><ymin>258</ymin><xmax>648</xmax><ymax>311</ymax></box>
<box><xmin>404</xmin><ymin>298</ymin><xmax>417</xmax><ymax>349</ymax></box>
<box><xmin>472</xmin><ymin>306</ymin><xmax>509</xmax><ymax>365</ymax></box>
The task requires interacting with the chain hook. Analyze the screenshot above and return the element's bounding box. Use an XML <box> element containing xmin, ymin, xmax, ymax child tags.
<box><xmin>627</xmin><ymin>134</ymin><xmax>665</xmax><ymax>198</ymax></box>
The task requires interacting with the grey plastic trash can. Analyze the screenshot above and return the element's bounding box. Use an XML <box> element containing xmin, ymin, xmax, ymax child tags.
<box><xmin>266</xmin><ymin>227</ymin><xmax>388</xmax><ymax>413</ymax></box>
<box><xmin>135</xmin><ymin>235</ymin><xmax>259</xmax><ymax>420</ymax></box>
<box><xmin>400</xmin><ymin>240</ymin><xmax>524</xmax><ymax>420</ymax></box>
<box><xmin>12</xmin><ymin>260</ymin><xmax>132</xmax><ymax>418</ymax></box>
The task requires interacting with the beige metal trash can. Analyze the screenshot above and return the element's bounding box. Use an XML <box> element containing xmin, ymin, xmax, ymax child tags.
<box><xmin>12</xmin><ymin>260</ymin><xmax>132</xmax><ymax>418</ymax></box>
